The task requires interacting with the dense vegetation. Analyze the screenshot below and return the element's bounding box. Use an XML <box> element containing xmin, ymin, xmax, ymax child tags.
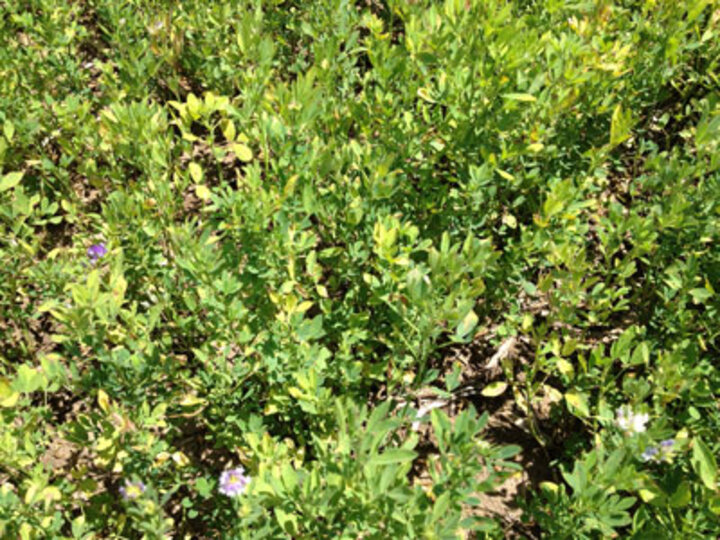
<box><xmin>1</xmin><ymin>0</ymin><xmax>719</xmax><ymax>538</ymax></box>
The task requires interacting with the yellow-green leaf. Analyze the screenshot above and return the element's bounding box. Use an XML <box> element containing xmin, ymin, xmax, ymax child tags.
<box><xmin>221</xmin><ymin>119</ymin><xmax>236</xmax><ymax>141</ymax></box>
<box><xmin>0</xmin><ymin>171</ymin><xmax>23</xmax><ymax>192</ymax></box>
<box><xmin>692</xmin><ymin>437</ymin><xmax>717</xmax><ymax>489</ymax></box>
<box><xmin>565</xmin><ymin>391</ymin><xmax>590</xmax><ymax>418</ymax></box>
<box><xmin>3</xmin><ymin>121</ymin><xmax>15</xmax><ymax>141</ymax></box>
<box><xmin>187</xmin><ymin>93</ymin><xmax>201</xmax><ymax>119</ymax></box>
<box><xmin>610</xmin><ymin>104</ymin><xmax>632</xmax><ymax>147</ymax></box>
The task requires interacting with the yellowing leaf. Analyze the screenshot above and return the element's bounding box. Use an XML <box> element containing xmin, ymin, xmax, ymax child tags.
<box><xmin>417</xmin><ymin>87</ymin><xmax>436</xmax><ymax>103</ymax></box>
<box><xmin>221</xmin><ymin>119</ymin><xmax>236</xmax><ymax>141</ymax></box>
<box><xmin>528</xmin><ymin>143</ymin><xmax>544</xmax><ymax>153</ymax></box>
<box><xmin>179</xmin><ymin>394</ymin><xmax>206</xmax><ymax>407</ymax></box>
<box><xmin>172</xmin><ymin>452</ymin><xmax>190</xmax><ymax>467</ymax></box>
<box><xmin>195</xmin><ymin>184</ymin><xmax>211</xmax><ymax>201</ymax></box>
<box><xmin>455</xmin><ymin>309</ymin><xmax>479</xmax><ymax>340</ymax></box>
<box><xmin>495</xmin><ymin>168</ymin><xmax>515</xmax><ymax>181</ymax></box>
<box><xmin>610</xmin><ymin>104</ymin><xmax>632</xmax><ymax>147</ymax></box>
<box><xmin>503</xmin><ymin>93</ymin><xmax>537</xmax><ymax>102</ymax></box>
<box><xmin>543</xmin><ymin>384</ymin><xmax>563</xmax><ymax>403</ymax></box>
<box><xmin>540</xmin><ymin>481</ymin><xmax>559</xmax><ymax>493</ymax></box>
<box><xmin>40</xmin><ymin>486</ymin><xmax>62</xmax><ymax>505</ymax></box>
<box><xmin>481</xmin><ymin>381</ymin><xmax>508</xmax><ymax>397</ymax></box>
<box><xmin>0</xmin><ymin>378</ymin><xmax>19</xmax><ymax>408</ymax></box>
<box><xmin>233</xmin><ymin>143</ymin><xmax>253</xmax><ymax>162</ymax></box>
<box><xmin>188</xmin><ymin>162</ymin><xmax>203</xmax><ymax>183</ymax></box>
<box><xmin>556</xmin><ymin>358</ymin><xmax>574</xmax><ymax>377</ymax></box>
<box><xmin>502</xmin><ymin>213</ymin><xmax>517</xmax><ymax>229</ymax></box>
<box><xmin>187</xmin><ymin>93</ymin><xmax>201</xmax><ymax>119</ymax></box>
<box><xmin>639</xmin><ymin>488</ymin><xmax>658</xmax><ymax>503</ymax></box>
<box><xmin>96</xmin><ymin>436</ymin><xmax>114</xmax><ymax>452</ymax></box>
<box><xmin>97</xmin><ymin>389</ymin><xmax>111</xmax><ymax>412</ymax></box>
<box><xmin>316</xmin><ymin>284</ymin><xmax>329</xmax><ymax>298</ymax></box>
<box><xmin>565</xmin><ymin>391</ymin><xmax>590</xmax><ymax>417</ymax></box>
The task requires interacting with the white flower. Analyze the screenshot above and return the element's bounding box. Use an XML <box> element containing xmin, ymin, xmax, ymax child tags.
<box><xmin>615</xmin><ymin>406</ymin><xmax>649</xmax><ymax>435</ymax></box>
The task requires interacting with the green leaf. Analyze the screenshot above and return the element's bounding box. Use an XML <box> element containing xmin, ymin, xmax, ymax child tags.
<box><xmin>296</xmin><ymin>315</ymin><xmax>324</xmax><ymax>342</ymax></box>
<box><xmin>710</xmin><ymin>494</ymin><xmax>720</xmax><ymax>515</ymax></box>
<box><xmin>0</xmin><ymin>171</ymin><xmax>23</xmax><ymax>192</ymax></box>
<box><xmin>195</xmin><ymin>477</ymin><xmax>213</xmax><ymax>498</ymax></box>
<box><xmin>668</xmin><ymin>481</ymin><xmax>692</xmax><ymax>508</ymax></box>
<box><xmin>368</xmin><ymin>448</ymin><xmax>417</xmax><ymax>466</ymax></box>
<box><xmin>431</xmin><ymin>491</ymin><xmax>451</xmax><ymax>522</ymax></box>
<box><xmin>274</xmin><ymin>507</ymin><xmax>298</xmax><ymax>536</ymax></box>
<box><xmin>690</xmin><ymin>287</ymin><xmax>713</xmax><ymax>304</ymax></box>
<box><xmin>692</xmin><ymin>437</ymin><xmax>717</xmax><ymax>489</ymax></box>
<box><xmin>13</xmin><ymin>364</ymin><xmax>46</xmax><ymax>393</ymax></box>
<box><xmin>3</xmin><ymin>121</ymin><xmax>14</xmax><ymax>142</ymax></box>
<box><xmin>696</xmin><ymin>113</ymin><xmax>720</xmax><ymax>147</ymax></box>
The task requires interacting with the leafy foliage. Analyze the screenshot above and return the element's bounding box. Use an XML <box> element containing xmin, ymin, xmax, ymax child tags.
<box><xmin>0</xmin><ymin>0</ymin><xmax>719</xmax><ymax>538</ymax></box>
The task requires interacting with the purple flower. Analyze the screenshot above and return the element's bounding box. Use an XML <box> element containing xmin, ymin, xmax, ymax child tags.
<box><xmin>640</xmin><ymin>446</ymin><xmax>659</xmax><ymax>462</ymax></box>
<box><xmin>87</xmin><ymin>243</ymin><xmax>108</xmax><ymax>262</ymax></box>
<box><xmin>119</xmin><ymin>480</ymin><xmax>146</xmax><ymax>500</ymax></box>
<box><xmin>641</xmin><ymin>439</ymin><xmax>677</xmax><ymax>463</ymax></box>
<box><xmin>218</xmin><ymin>467</ymin><xmax>250</xmax><ymax>498</ymax></box>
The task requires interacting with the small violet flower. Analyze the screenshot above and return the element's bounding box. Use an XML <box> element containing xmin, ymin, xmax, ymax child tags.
<box><xmin>119</xmin><ymin>480</ymin><xmax>146</xmax><ymax>500</ymax></box>
<box><xmin>640</xmin><ymin>446</ymin><xmax>659</xmax><ymax>462</ymax></box>
<box><xmin>87</xmin><ymin>243</ymin><xmax>108</xmax><ymax>263</ymax></box>
<box><xmin>658</xmin><ymin>439</ymin><xmax>676</xmax><ymax>461</ymax></box>
<box><xmin>218</xmin><ymin>467</ymin><xmax>250</xmax><ymax>498</ymax></box>
<box><xmin>615</xmin><ymin>406</ymin><xmax>649</xmax><ymax>435</ymax></box>
<box><xmin>641</xmin><ymin>439</ymin><xmax>676</xmax><ymax>463</ymax></box>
